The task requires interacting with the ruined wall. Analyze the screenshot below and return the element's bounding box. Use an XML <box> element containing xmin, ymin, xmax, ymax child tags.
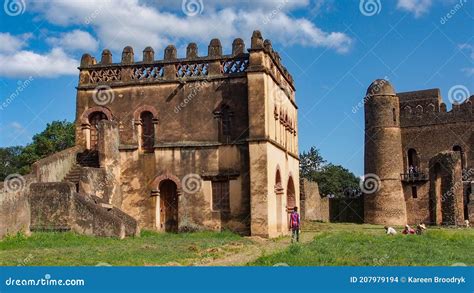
<box><xmin>29</xmin><ymin>182</ymin><xmax>138</xmax><ymax>238</ymax></box>
<box><xmin>300</xmin><ymin>178</ymin><xmax>322</xmax><ymax>221</ymax></box>
<box><xmin>0</xmin><ymin>174</ymin><xmax>35</xmax><ymax>239</ymax></box>
<box><xmin>32</xmin><ymin>146</ymin><xmax>83</xmax><ymax>182</ymax></box>
<box><xmin>399</xmin><ymin>90</ymin><xmax>473</xmax><ymax>225</ymax></box>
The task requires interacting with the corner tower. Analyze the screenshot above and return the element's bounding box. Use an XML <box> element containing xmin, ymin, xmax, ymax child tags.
<box><xmin>364</xmin><ymin>79</ymin><xmax>407</xmax><ymax>225</ymax></box>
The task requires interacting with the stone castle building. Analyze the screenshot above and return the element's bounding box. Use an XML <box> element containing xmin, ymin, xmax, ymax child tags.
<box><xmin>65</xmin><ymin>30</ymin><xmax>297</xmax><ymax>238</ymax></box>
<box><xmin>1</xmin><ymin>31</ymin><xmax>299</xmax><ymax>239</ymax></box>
<box><xmin>364</xmin><ymin>79</ymin><xmax>473</xmax><ymax>226</ymax></box>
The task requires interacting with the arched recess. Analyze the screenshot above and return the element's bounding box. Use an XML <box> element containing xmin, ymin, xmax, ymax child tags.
<box><xmin>286</xmin><ymin>175</ymin><xmax>296</xmax><ymax>211</ymax></box>
<box><xmin>275</xmin><ymin>166</ymin><xmax>284</xmax><ymax>232</ymax></box>
<box><xmin>133</xmin><ymin>105</ymin><xmax>158</xmax><ymax>152</ymax></box>
<box><xmin>452</xmin><ymin>145</ymin><xmax>465</xmax><ymax>170</ymax></box>
<box><xmin>407</xmin><ymin>148</ymin><xmax>419</xmax><ymax>169</ymax></box>
<box><xmin>80</xmin><ymin>106</ymin><xmax>113</xmax><ymax>150</ymax></box>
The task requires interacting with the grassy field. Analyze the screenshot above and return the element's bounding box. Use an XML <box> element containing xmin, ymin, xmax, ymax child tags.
<box><xmin>1</xmin><ymin>222</ymin><xmax>472</xmax><ymax>266</ymax></box>
<box><xmin>251</xmin><ymin>222</ymin><xmax>474</xmax><ymax>266</ymax></box>
<box><xmin>0</xmin><ymin>230</ymin><xmax>248</xmax><ymax>266</ymax></box>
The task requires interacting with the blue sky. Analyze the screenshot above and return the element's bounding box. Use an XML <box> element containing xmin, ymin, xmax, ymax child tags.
<box><xmin>0</xmin><ymin>0</ymin><xmax>473</xmax><ymax>176</ymax></box>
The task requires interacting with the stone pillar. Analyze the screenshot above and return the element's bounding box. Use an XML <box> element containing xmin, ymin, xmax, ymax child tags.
<box><xmin>98</xmin><ymin>120</ymin><xmax>122</xmax><ymax>207</ymax></box>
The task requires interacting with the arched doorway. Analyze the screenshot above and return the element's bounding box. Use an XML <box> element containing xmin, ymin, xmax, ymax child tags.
<box><xmin>275</xmin><ymin>169</ymin><xmax>283</xmax><ymax>232</ymax></box>
<box><xmin>88</xmin><ymin>111</ymin><xmax>108</xmax><ymax>150</ymax></box>
<box><xmin>160</xmin><ymin>180</ymin><xmax>179</xmax><ymax>232</ymax></box>
<box><xmin>407</xmin><ymin>148</ymin><xmax>418</xmax><ymax>169</ymax></box>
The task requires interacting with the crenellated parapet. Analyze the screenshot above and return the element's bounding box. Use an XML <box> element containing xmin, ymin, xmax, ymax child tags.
<box><xmin>77</xmin><ymin>31</ymin><xmax>295</xmax><ymax>93</ymax></box>
<box><xmin>399</xmin><ymin>89</ymin><xmax>473</xmax><ymax>127</ymax></box>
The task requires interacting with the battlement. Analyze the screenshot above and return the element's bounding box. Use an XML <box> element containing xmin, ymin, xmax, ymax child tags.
<box><xmin>399</xmin><ymin>89</ymin><xmax>473</xmax><ymax>127</ymax></box>
<box><xmin>77</xmin><ymin>31</ymin><xmax>294</xmax><ymax>92</ymax></box>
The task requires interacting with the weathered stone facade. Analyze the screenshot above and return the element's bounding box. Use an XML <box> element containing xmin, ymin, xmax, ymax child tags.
<box><xmin>364</xmin><ymin>80</ymin><xmax>473</xmax><ymax>226</ymax></box>
<box><xmin>72</xmin><ymin>31</ymin><xmax>299</xmax><ymax>238</ymax></box>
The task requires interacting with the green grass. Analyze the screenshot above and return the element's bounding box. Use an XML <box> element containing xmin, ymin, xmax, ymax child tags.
<box><xmin>0</xmin><ymin>230</ymin><xmax>247</xmax><ymax>266</ymax></box>
<box><xmin>251</xmin><ymin>222</ymin><xmax>474</xmax><ymax>266</ymax></box>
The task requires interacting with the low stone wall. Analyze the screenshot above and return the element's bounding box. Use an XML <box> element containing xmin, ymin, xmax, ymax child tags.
<box><xmin>29</xmin><ymin>182</ymin><xmax>139</xmax><ymax>238</ymax></box>
<box><xmin>0</xmin><ymin>174</ymin><xmax>36</xmax><ymax>239</ymax></box>
<box><xmin>32</xmin><ymin>146</ymin><xmax>83</xmax><ymax>182</ymax></box>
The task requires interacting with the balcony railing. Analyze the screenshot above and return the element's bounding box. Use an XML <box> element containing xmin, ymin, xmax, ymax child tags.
<box><xmin>400</xmin><ymin>172</ymin><xmax>428</xmax><ymax>182</ymax></box>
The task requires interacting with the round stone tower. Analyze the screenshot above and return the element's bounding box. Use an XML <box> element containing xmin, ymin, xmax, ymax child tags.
<box><xmin>364</xmin><ymin>79</ymin><xmax>407</xmax><ymax>225</ymax></box>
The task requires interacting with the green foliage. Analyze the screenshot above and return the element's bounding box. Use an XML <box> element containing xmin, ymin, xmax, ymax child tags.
<box><xmin>299</xmin><ymin>147</ymin><xmax>326</xmax><ymax>179</ymax></box>
<box><xmin>0</xmin><ymin>120</ymin><xmax>75</xmax><ymax>180</ymax></box>
<box><xmin>0</xmin><ymin>146</ymin><xmax>23</xmax><ymax>180</ymax></box>
<box><xmin>300</xmin><ymin>146</ymin><xmax>359</xmax><ymax>197</ymax></box>
<box><xmin>314</xmin><ymin>164</ymin><xmax>359</xmax><ymax>197</ymax></box>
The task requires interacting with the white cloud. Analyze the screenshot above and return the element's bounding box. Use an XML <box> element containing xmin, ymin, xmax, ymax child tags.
<box><xmin>459</xmin><ymin>44</ymin><xmax>474</xmax><ymax>77</ymax></box>
<box><xmin>397</xmin><ymin>0</ymin><xmax>433</xmax><ymax>17</ymax></box>
<box><xmin>0</xmin><ymin>33</ymin><xmax>32</xmax><ymax>53</ymax></box>
<box><xmin>0</xmin><ymin>47</ymin><xmax>78</xmax><ymax>78</ymax></box>
<box><xmin>30</xmin><ymin>0</ymin><xmax>352</xmax><ymax>56</ymax></box>
<box><xmin>46</xmin><ymin>30</ymin><xmax>99</xmax><ymax>52</ymax></box>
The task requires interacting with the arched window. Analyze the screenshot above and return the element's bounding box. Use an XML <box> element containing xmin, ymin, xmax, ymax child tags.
<box><xmin>141</xmin><ymin>111</ymin><xmax>155</xmax><ymax>152</ymax></box>
<box><xmin>88</xmin><ymin>111</ymin><xmax>108</xmax><ymax>150</ymax></box>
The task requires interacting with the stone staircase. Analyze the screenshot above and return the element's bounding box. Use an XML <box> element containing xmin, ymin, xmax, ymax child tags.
<box><xmin>62</xmin><ymin>165</ymin><xmax>82</xmax><ymax>190</ymax></box>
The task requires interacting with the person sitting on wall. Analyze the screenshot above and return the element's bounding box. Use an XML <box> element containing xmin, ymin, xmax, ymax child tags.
<box><xmin>416</xmin><ymin>223</ymin><xmax>426</xmax><ymax>235</ymax></box>
<box><xmin>384</xmin><ymin>226</ymin><xmax>397</xmax><ymax>235</ymax></box>
<box><xmin>466</xmin><ymin>220</ymin><xmax>470</xmax><ymax>228</ymax></box>
<box><xmin>409</xmin><ymin>165</ymin><xmax>414</xmax><ymax>176</ymax></box>
<box><xmin>402</xmin><ymin>225</ymin><xmax>415</xmax><ymax>235</ymax></box>
<box><xmin>289</xmin><ymin>207</ymin><xmax>301</xmax><ymax>243</ymax></box>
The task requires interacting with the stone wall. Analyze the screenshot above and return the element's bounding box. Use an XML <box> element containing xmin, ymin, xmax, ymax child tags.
<box><xmin>32</xmin><ymin>146</ymin><xmax>83</xmax><ymax>182</ymax></box>
<box><xmin>29</xmin><ymin>182</ymin><xmax>139</xmax><ymax>238</ymax></box>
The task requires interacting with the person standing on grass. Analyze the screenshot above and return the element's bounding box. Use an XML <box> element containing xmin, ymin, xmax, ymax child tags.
<box><xmin>289</xmin><ymin>207</ymin><xmax>301</xmax><ymax>243</ymax></box>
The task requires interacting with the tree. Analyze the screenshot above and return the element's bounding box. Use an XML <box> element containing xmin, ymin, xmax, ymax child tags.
<box><xmin>300</xmin><ymin>146</ymin><xmax>360</xmax><ymax>197</ymax></box>
<box><xmin>313</xmin><ymin>164</ymin><xmax>359</xmax><ymax>197</ymax></box>
<box><xmin>0</xmin><ymin>120</ymin><xmax>75</xmax><ymax>179</ymax></box>
<box><xmin>0</xmin><ymin>146</ymin><xmax>24</xmax><ymax>181</ymax></box>
<box><xmin>299</xmin><ymin>147</ymin><xmax>326</xmax><ymax>180</ymax></box>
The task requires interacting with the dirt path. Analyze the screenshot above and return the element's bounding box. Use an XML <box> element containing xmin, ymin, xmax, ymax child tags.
<box><xmin>196</xmin><ymin>230</ymin><xmax>317</xmax><ymax>266</ymax></box>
